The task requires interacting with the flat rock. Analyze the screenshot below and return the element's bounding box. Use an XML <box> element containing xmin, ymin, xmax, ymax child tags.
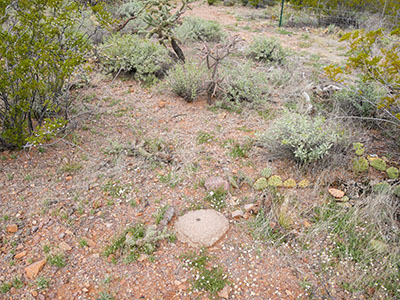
<box><xmin>59</xmin><ymin>241</ymin><xmax>72</xmax><ymax>252</ymax></box>
<box><xmin>15</xmin><ymin>251</ymin><xmax>27</xmax><ymax>259</ymax></box>
<box><xmin>25</xmin><ymin>259</ymin><xmax>46</xmax><ymax>279</ymax></box>
<box><xmin>328</xmin><ymin>188</ymin><xmax>345</xmax><ymax>198</ymax></box>
<box><xmin>231</xmin><ymin>210</ymin><xmax>244</xmax><ymax>219</ymax></box>
<box><xmin>218</xmin><ymin>285</ymin><xmax>232</xmax><ymax>299</ymax></box>
<box><xmin>204</xmin><ymin>177</ymin><xmax>229</xmax><ymax>192</ymax></box>
<box><xmin>6</xmin><ymin>224</ymin><xmax>18</xmax><ymax>233</ymax></box>
<box><xmin>175</xmin><ymin>209</ymin><xmax>229</xmax><ymax>248</ymax></box>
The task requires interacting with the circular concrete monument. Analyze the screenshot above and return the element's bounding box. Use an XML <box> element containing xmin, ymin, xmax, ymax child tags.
<box><xmin>175</xmin><ymin>209</ymin><xmax>229</xmax><ymax>248</ymax></box>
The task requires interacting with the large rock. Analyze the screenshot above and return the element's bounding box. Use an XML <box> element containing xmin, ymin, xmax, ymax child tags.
<box><xmin>25</xmin><ymin>259</ymin><xmax>46</xmax><ymax>279</ymax></box>
<box><xmin>175</xmin><ymin>209</ymin><xmax>229</xmax><ymax>248</ymax></box>
<box><xmin>204</xmin><ymin>177</ymin><xmax>229</xmax><ymax>192</ymax></box>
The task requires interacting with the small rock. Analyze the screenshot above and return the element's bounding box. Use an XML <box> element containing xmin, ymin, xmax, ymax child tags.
<box><xmin>158</xmin><ymin>100</ymin><xmax>166</xmax><ymax>108</ymax></box>
<box><xmin>231</xmin><ymin>210</ymin><xmax>244</xmax><ymax>219</ymax></box>
<box><xmin>244</xmin><ymin>203</ymin><xmax>257</xmax><ymax>213</ymax></box>
<box><xmin>59</xmin><ymin>241</ymin><xmax>72</xmax><ymax>252</ymax></box>
<box><xmin>253</xmin><ymin>177</ymin><xmax>268</xmax><ymax>191</ymax></box>
<box><xmin>218</xmin><ymin>285</ymin><xmax>232</xmax><ymax>299</ymax></box>
<box><xmin>204</xmin><ymin>177</ymin><xmax>229</xmax><ymax>192</ymax></box>
<box><xmin>84</xmin><ymin>238</ymin><xmax>96</xmax><ymax>248</ymax></box>
<box><xmin>6</xmin><ymin>224</ymin><xmax>18</xmax><ymax>233</ymax></box>
<box><xmin>25</xmin><ymin>259</ymin><xmax>47</xmax><ymax>279</ymax></box>
<box><xmin>138</xmin><ymin>254</ymin><xmax>148</xmax><ymax>262</ymax></box>
<box><xmin>15</xmin><ymin>251</ymin><xmax>27</xmax><ymax>259</ymax></box>
<box><xmin>303</xmin><ymin>220</ymin><xmax>311</xmax><ymax>228</ymax></box>
<box><xmin>328</xmin><ymin>188</ymin><xmax>345</xmax><ymax>199</ymax></box>
<box><xmin>32</xmin><ymin>291</ymin><xmax>38</xmax><ymax>297</ymax></box>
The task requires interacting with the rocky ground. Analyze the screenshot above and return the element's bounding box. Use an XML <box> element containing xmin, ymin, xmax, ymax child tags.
<box><xmin>0</xmin><ymin>2</ymin><xmax>377</xmax><ymax>300</ymax></box>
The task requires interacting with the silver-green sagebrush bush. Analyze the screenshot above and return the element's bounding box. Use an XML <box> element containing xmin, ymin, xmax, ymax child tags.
<box><xmin>247</xmin><ymin>37</ymin><xmax>288</xmax><ymax>64</ymax></box>
<box><xmin>175</xmin><ymin>17</ymin><xmax>225</xmax><ymax>43</ymax></box>
<box><xmin>166</xmin><ymin>60</ymin><xmax>206</xmax><ymax>102</ymax></box>
<box><xmin>222</xmin><ymin>63</ymin><xmax>269</xmax><ymax>106</ymax></box>
<box><xmin>100</xmin><ymin>33</ymin><xmax>172</xmax><ymax>84</ymax></box>
<box><xmin>332</xmin><ymin>80</ymin><xmax>384</xmax><ymax>119</ymax></box>
<box><xmin>258</xmin><ymin>112</ymin><xmax>344</xmax><ymax>164</ymax></box>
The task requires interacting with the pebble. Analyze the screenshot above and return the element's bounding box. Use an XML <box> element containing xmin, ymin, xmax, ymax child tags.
<box><xmin>6</xmin><ymin>224</ymin><xmax>18</xmax><ymax>233</ymax></box>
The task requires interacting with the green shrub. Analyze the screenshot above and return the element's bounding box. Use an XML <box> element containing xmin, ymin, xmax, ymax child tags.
<box><xmin>166</xmin><ymin>60</ymin><xmax>206</xmax><ymax>102</ymax></box>
<box><xmin>175</xmin><ymin>17</ymin><xmax>225</xmax><ymax>43</ymax></box>
<box><xmin>332</xmin><ymin>81</ymin><xmax>384</xmax><ymax>119</ymax></box>
<box><xmin>100</xmin><ymin>33</ymin><xmax>172</xmax><ymax>84</ymax></box>
<box><xmin>0</xmin><ymin>0</ymin><xmax>96</xmax><ymax>149</ymax></box>
<box><xmin>258</xmin><ymin>112</ymin><xmax>344</xmax><ymax>164</ymax></box>
<box><xmin>116</xmin><ymin>0</ymin><xmax>147</xmax><ymax>31</ymax></box>
<box><xmin>207</xmin><ymin>0</ymin><xmax>217</xmax><ymax>5</ymax></box>
<box><xmin>222</xmin><ymin>63</ymin><xmax>269</xmax><ymax>106</ymax></box>
<box><xmin>247</xmin><ymin>37</ymin><xmax>288</xmax><ymax>64</ymax></box>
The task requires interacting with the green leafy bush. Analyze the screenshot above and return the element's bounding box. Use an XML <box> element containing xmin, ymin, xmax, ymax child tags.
<box><xmin>100</xmin><ymin>33</ymin><xmax>172</xmax><ymax>84</ymax></box>
<box><xmin>222</xmin><ymin>63</ymin><xmax>269</xmax><ymax>106</ymax></box>
<box><xmin>247</xmin><ymin>37</ymin><xmax>288</xmax><ymax>64</ymax></box>
<box><xmin>332</xmin><ymin>81</ymin><xmax>384</xmax><ymax>119</ymax></box>
<box><xmin>175</xmin><ymin>17</ymin><xmax>225</xmax><ymax>43</ymax></box>
<box><xmin>166</xmin><ymin>60</ymin><xmax>206</xmax><ymax>102</ymax></box>
<box><xmin>0</xmin><ymin>0</ymin><xmax>94</xmax><ymax>149</ymax></box>
<box><xmin>258</xmin><ymin>112</ymin><xmax>344</xmax><ymax>164</ymax></box>
<box><xmin>325</xmin><ymin>28</ymin><xmax>400</xmax><ymax>127</ymax></box>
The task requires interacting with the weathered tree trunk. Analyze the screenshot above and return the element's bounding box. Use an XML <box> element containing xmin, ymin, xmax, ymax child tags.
<box><xmin>171</xmin><ymin>38</ymin><xmax>185</xmax><ymax>62</ymax></box>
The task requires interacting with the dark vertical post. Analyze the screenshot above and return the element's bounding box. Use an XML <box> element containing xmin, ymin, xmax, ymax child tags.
<box><xmin>279</xmin><ymin>0</ymin><xmax>285</xmax><ymax>27</ymax></box>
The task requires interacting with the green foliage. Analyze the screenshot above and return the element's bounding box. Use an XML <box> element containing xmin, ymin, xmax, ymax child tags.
<box><xmin>48</xmin><ymin>254</ymin><xmax>67</xmax><ymax>268</ymax></box>
<box><xmin>386</xmin><ymin>167</ymin><xmax>399</xmax><ymax>179</ymax></box>
<box><xmin>326</xmin><ymin>28</ymin><xmax>400</xmax><ymax>126</ymax></box>
<box><xmin>100</xmin><ymin>33</ymin><xmax>172</xmax><ymax>84</ymax></box>
<box><xmin>369</xmin><ymin>157</ymin><xmax>387</xmax><ymax>171</ymax></box>
<box><xmin>268</xmin><ymin>175</ymin><xmax>283</xmax><ymax>187</ymax></box>
<box><xmin>247</xmin><ymin>37</ymin><xmax>288</xmax><ymax>64</ymax></box>
<box><xmin>205</xmin><ymin>188</ymin><xmax>227</xmax><ymax>210</ymax></box>
<box><xmin>197</xmin><ymin>131</ymin><xmax>214</xmax><ymax>144</ymax></box>
<box><xmin>353</xmin><ymin>142</ymin><xmax>365</xmax><ymax>156</ymax></box>
<box><xmin>175</xmin><ymin>17</ymin><xmax>225</xmax><ymax>43</ymax></box>
<box><xmin>0</xmin><ymin>0</ymin><xmax>93</xmax><ymax>149</ymax></box>
<box><xmin>182</xmin><ymin>249</ymin><xmax>229</xmax><ymax>297</ymax></box>
<box><xmin>222</xmin><ymin>63</ymin><xmax>269</xmax><ymax>106</ymax></box>
<box><xmin>36</xmin><ymin>277</ymin><xmax>50</xmax><ymax>290</ymax></box>
<box><xmin>332</xmin><ymin>81</ymin><xmax>384</xmax><ymax>119</ymax></box>
<box><xmin>207</xmin><ymin>0</ymin><xmax>217</xmax><ymax>5</ymax></box>
<box><xmin>0</xmin><ymin>282</ymin><xmax>11</xmax><ymax>294</ymax></box>
<box><xmin>166</xmin><ymin>60</ymin><xmax>206</xmax><ymax>102</ymax></box>
<box><xmin>353</xmin><ymin>157</ymin><xmax>369</xmax><ymax>173</ymax></box>
<box><xmin>258</xmin><ymin>112</ymin><xmax>344</xmax><ymax>164</ymax></box>
<box><xmin>288</xmin><ymin>0</ymin><xmax>400</xmax><ymax>26</ymax></box>
<box><xmin>308</xmin><ymin>197</ymin><xmax>400</xmax><ymax>297</ymax></box>
<box><xmin>96</xmin><ymin>292</ymin><xmax>115</xmax><ymax>300</ymax></box>
<box><xmin>104</xmin><ymin>223</ymin><xmax>173</xmax><ymax>263</ymax></box>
